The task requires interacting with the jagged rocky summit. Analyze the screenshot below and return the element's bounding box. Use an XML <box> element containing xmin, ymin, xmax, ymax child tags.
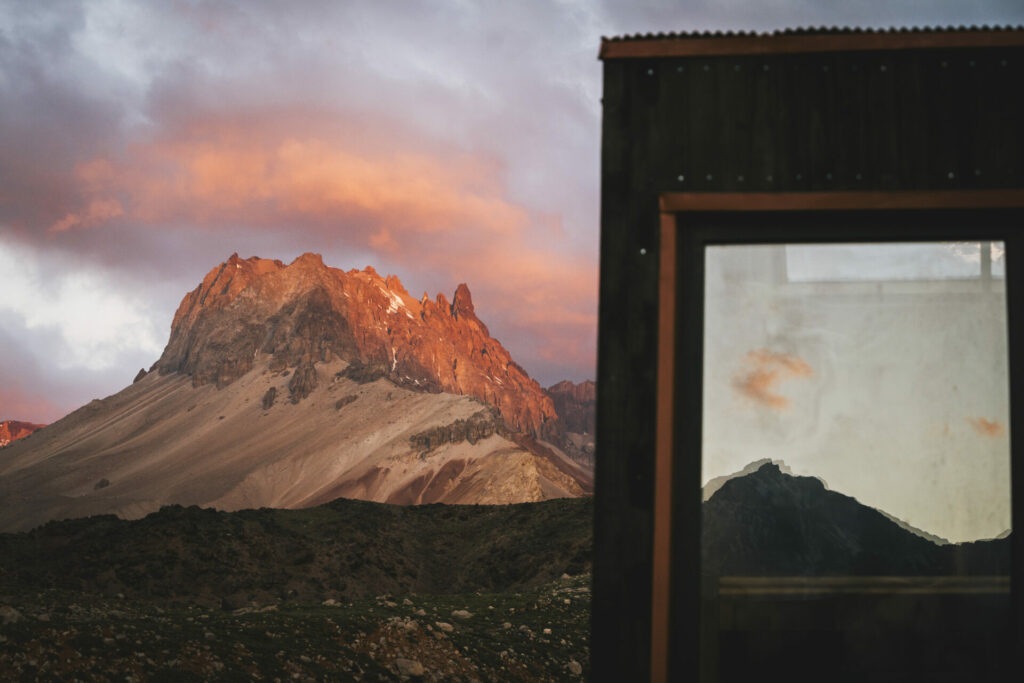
<box><xmin>155</xmin><ymin>253</ymin><xmax>558</xmax><ymax>438</ymax></box>
<box><xmin>0</xmin><ymin>253</ymin><xmax>592</xmax><ymax>532</ymax></box>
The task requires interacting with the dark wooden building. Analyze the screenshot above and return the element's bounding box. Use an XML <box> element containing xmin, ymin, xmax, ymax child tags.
<box><xmin>594</xmin><ymin>27</ymin><xmax>1024</xmax><ymax>682</ymax></box>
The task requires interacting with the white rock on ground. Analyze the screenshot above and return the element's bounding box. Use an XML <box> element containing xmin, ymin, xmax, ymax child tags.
<box><xmin>395</xmin><ymin>658</ymin><xmax>425</xmax><ymax>676</ymax></box>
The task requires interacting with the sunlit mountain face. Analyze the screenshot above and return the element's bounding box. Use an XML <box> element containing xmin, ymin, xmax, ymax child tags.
<box><xmin>0</xmin><ymin>253</ymin><xmax>592</xmax><ymax>533</ymax></box>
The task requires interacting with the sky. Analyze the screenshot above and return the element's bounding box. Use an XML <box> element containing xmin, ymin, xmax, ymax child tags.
<box><xmin>703</xmin><ymin>243</ymin><xmax>1010</xmax><ymax>542</ymax></box>
<box><xmin>2</xmin><ymin>1</ymin><xmax>1024</xmax><ymax>426</ymax></box>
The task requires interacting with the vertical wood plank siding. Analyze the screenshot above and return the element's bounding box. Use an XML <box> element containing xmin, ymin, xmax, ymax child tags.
<box><xmin>594</xmin><ymin>36</ymin><xmax>1024</xmax><ymax>682</ymax></box>
<box><xmin>593</xmin><ymin>57</ymin><xmax>660</xmax><ymax>682</ymax></box>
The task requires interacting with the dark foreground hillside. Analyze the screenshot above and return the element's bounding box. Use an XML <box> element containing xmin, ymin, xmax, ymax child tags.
<box><xmin>0</xmin><ymin>497</ymin><xmax>592</xmax><ymax>605</ymax></box>
<box><xmin>0</xmin><ymin>497</ymin><xmax>592</xmax><ymax>681</ymax></box>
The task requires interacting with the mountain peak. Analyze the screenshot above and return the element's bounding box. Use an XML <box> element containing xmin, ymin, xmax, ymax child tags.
<box><xmin>755</xmin><ymin>461</ymin><xmax>783</xmax><ymax>477</ymax></box>
<box><xmin>450</xmin><ymin>283</ymin><xmax>489</xmax><ymax>336</ymax></box>
<box><xmin>452</xmin><ymin>283</ymin><xmax>474</xmax><ymax>316</ymax></box>
<box><xmin>154</xmin><ymin>253</ymin><xmax>558</xmax><ymax>436</ymax></box>
<box><xmin>744</xmin><ymin>460</ymin><xmax>825</xmax><ymax>491</ymax></box>
<box><xmin>291</xmin><ymin>252</ymin><xmax>324</xmax><ymax>268</ymax></box>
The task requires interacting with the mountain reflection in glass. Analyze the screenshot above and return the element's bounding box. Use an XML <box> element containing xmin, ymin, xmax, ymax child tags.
<box><xmin>700</xmin><ymin>242</ymin><xmax>1011</xmax><ymax>682</ymax></box>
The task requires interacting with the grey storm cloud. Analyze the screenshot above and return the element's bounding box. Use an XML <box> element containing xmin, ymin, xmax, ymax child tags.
<box><xmin>0</xmin><ymin>311</ymin><xmax>152</xmax><ymax>423</ymax></box>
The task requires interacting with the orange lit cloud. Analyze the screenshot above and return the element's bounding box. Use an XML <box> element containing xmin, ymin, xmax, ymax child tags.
<box><xmin>86</xmin><ymin>128</ymin><xmax>531</xmax><ymax>241</ymax></box>
<box><xmin>48</xmin><ymin>120</ymin><xmax>597</xmax><ymax>380</ymax></box>
<box><xmin>47</xmin><ymin>198</ymin><xmax>124</xmax><ymax>234</ymax></box>
<box><xmin>967</xmin><ymin>417</ymin><xmax>1005</xmax><ymax>438</ymax></box>
<box><xmin>732</xmin><ymin>349</ymin><xmax>813</xmax><ymax>410</ymax></box>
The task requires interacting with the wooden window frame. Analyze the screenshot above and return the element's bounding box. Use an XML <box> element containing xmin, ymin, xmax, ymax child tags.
<box><xmin>651</xmin><ymin>189</ymin><xmax>1024</xmax><ymax>682</ymax></box>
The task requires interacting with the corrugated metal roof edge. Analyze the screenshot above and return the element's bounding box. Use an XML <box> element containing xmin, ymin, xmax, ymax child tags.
<box><xmin>599</xmin><ymin>26</ymin><xmax>1024</xmax><ymax>59</ymax></box>
<box><xmin>602</xmin><ymin>26</ymin><xmax>1024</xmax><ymax>43</ymax></box>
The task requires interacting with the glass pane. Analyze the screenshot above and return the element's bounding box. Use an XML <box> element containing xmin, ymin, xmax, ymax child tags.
<box><xmin>701</xmin><ymin>242</ymin><xmax>1011</xmax><ymax>681</ymax></box>
<box><xmin>786</xmin><ymin>242</ymin><xmax>984</xmax><ymax>281</ymax></box>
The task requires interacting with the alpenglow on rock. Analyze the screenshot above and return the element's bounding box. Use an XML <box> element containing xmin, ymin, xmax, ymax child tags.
<box><xmin>155</xmin><ymin>252</ymin><xmax>558</xmax><ymax>437</ymax></box>
<box><xmin>0</xmin><ymin>420</ymin><xmax>45</xmax><ymax>448</ymax></box>
<box><xmin>0</xmin><ymin>253</ymin><xmax>592</xmax><ymax>532</ymax></box>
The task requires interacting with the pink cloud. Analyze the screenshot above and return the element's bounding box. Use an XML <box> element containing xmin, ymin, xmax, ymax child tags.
<box><xmin>48</xmin><ymin>198</ymin><xmax>124</xmax><ymax>234</ymax></box>
<box><xmin>46</xmin><ymin>116</ymin><xmax>597</xmax><ymax>381</ymax></box>
<box><xmin>0</xmin><ymin>388</ymin><xmax>63</xmax><ymax>425</ymax></box>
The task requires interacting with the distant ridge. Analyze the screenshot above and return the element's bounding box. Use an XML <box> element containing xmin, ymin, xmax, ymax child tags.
<box><xmin>546</xmin><ymin>380</ymin><xmax>595</xmax><ymax>435</ymax></box>
<box><xmin>0</xmin><ymin>420</ymin><xmax>45</xmax><ymax>448</ymax></box>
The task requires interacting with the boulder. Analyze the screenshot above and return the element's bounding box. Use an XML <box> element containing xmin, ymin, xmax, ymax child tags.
<box><xmin>394</xmin><ymin>658</ymin><xmax>424</xmax><ymax>677</ymax></box>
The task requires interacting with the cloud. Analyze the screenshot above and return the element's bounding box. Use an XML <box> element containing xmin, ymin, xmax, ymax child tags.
<box><xmin>9</xmin><ymin>0</ymin><xmax>1020</xmax><ymax>411</ymax></box>
<box><xmin>109</xmin><ymin>131</ymin><xmax>531</xmax><ymax>239</ymax></box>
<box><xmin>0</xmin><ymin>387</ymin><xmax>62</xmax><ymax>425</ymax></box>
<box><xmin>732</xmin><ymin>349</ymin><xmax>813</xmax><ymax>410</ymax></box>
<box><xmin>36</xmin><ymin>112</ymin><xmax>598</xmax><ymax>383</ymax></box>
<box><xmin>0</xmin><ymin>310</ymin><xmax>154</xmax><ymax>424</ymax></box>
<box><xmin>0</xmin><ymin>0</ymin><xmax>595</xmax><ymax>391</ymax></box>
<box><xmin>0</xmin><ymin>240</ymin><xmax>164</xmax><ymax>372</ymax></box>
<box><xmin>594</xmin><ymin>0</ymin><xmax>1024</xmax><ymax>36</ymax></box>
<box><xmin>48</xmin><ymin>198</ymin><xmax>124</xmax><ymax>234</ymax></box>
<box><xmin>967</xmin><ymin>417</ymin><xmax>1005</xmax><ymax>438</ymax></box>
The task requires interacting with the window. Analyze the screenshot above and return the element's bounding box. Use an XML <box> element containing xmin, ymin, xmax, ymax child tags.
<box><xmin>653</xmin><ymin>195</ymin><xmax>1023</xmax><ymax>682</ymax></box>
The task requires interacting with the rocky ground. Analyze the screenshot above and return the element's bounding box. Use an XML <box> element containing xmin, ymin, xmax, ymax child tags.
<box><xmin>0</xmin><ymin>497</ymin><xmax>592</xmax><ymax>680</ymax></box>
<box><xmin>0</xmin><ymin>574</ymin><xmax>590</xmax><ymax>681</ymax></box>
